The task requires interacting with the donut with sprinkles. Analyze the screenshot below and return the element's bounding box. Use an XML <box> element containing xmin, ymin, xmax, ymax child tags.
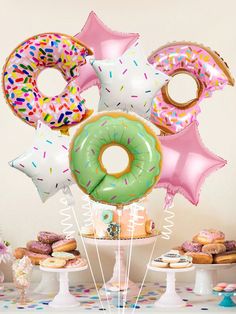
<box><xmin>3</xmin><ymin>33</ymin><xmax>93</xmax><ymax>131</ymax></box>
<box><xmin>148</xmin><ymin>42</ymin><xmax>234</xmax><ymax>134</ymax></box>
<box><xmin>70</xmin><ymin>111</ymin><xmax>162</xmax><ymax>206</ymax></box>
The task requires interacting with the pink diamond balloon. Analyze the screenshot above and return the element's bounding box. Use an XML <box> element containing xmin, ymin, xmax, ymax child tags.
<box><xmin>156</xmin><ymin>122</ymin><xmax>226</xmax><ymax>207</ymax></box>
<box><xmin>74</xmin><ymin>11</ymin><xmax>139</xmax><ymax>92</ymax></box>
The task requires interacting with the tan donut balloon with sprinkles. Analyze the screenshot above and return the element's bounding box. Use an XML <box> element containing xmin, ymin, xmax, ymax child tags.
<box><xmin>2</xmin><ymin>33</ymin><xmax>93</xmax><ymax>133</ymax></box>
<box><xmin>148</xmin><ymin>42</ymin><xmax>234</xmax><ymax>134</ymax></box>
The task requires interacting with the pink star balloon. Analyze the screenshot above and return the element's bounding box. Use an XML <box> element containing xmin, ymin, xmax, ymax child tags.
<box><xmin>74</xmin><ymin>11</ymin><xmax>139</xmax><ymax>91</ymax></box>
<box><xmin>156</xmin><ymin>122</ymin><xmax>226</xmax><ymax>207</ymax></box>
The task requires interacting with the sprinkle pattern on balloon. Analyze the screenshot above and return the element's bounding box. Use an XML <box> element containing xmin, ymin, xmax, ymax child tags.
<box><xmin>148</xmin><ymin>42</ymin><xmax>234</xmax><ymax>134</ymax></box>
<box><xmin>9</xmin><ymin>121</ymin><xmax>74</xmax><ymax>202</ymax></box>
<box><xmin>90</xmin><ymin>43</ymin><xmax>170</xmax><ymax>119</ymax></box>
<box><xmin>3</xmin><ymin>33</ymin><xmax>93</xmax><ymax>130</ymax></box>
<box><xmin>74</xmin><ymin>11</ymin><xmax>139</xmax><ymax>92</ymax></box>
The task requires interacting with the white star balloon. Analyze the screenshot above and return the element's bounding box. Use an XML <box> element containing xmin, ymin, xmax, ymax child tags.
<box><xmin>9</xmin><ymin>121</ymin><xmax>74</xmax><ymax>202</ymax></box>
<box><xmin>90</xmin><ymin>42</ymin><xmax>170</xmax><ymax>119</ymax></box>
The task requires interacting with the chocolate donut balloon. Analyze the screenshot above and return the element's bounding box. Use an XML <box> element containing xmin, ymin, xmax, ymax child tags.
<box><xmin>148</xmin><ymin>42</ymin><xmax>234</xmax><ymax>134</ymax></box>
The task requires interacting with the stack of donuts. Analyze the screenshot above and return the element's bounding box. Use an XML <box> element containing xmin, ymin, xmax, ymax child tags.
<box><xmin>177</xmin><ymin>229</ymin><xmax>236</xmax><ymax>264</ymax></box>
<box><xmin>14</xmin><ymin>231</ymin><xmax>84</xmax><ymax>268</ymax></box>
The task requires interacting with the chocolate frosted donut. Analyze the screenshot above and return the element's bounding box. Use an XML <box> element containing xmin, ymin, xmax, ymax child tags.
<box><xmin>27</xmin><ymin>240</ymin><xmax>52</xmax><ymax>255</ymax></box>
<box><xmin>224</xmin><ymin>240</ymin><xmax>236</xmax><ymax>251</ymax></box>
<box><xmin>182</xmin><ymin>241</ymin><xmax>202</xmax><ymax>253</ymax></box>
<box><xmin>38</xmin><ymin>231</ymin><xmax>65</xmax><ymax>244</ymax></box>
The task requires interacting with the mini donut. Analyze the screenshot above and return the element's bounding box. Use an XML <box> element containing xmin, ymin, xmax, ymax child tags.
<box><xmin>213</xmin><ymin>286</ymin><xmax>224</xmax><ymax>292</ymax></box>
<box><xmin>26</xmin><ymin>251</ymin><xmax>50</xmax><ymax>265</ymax></box>
<box><xmin>161</xmin><ymin>250</ymin><xmax>181</xmax><ymax>263</ymax></box>
<box><xmin>51</xmin><ymin>252</ymin><xmax>75</xmax><ymax>260</ymax></box>
<box><xmin>185</xmin><ymin>252</ymin><xmax>213</xmax><ymax>264</ymax></box>
<box><xmin>202</xmin><ymin>243</ymin><xmax>226</xmax><ymax>255</ymax></box>
<box><xmin>169</xmin><ymin>256</ymin><xmax>192</xmax><ymax>269</ymax></box>
<box><xmin>14</xmin><ymin>247</ymin><xmax>28</xmax><ymax>259</ymax></box>
<box><xmin>148</xmin><ymin>42</ymin><xmax>234</xmax><ymax>134</ymax></box>
<box><xmin>213</xmin><ymin>251</ymin><xmax>236</xmax><ymax>264</ymax></box>
<box><xmin>37</xmin><ymin>231</ymin><xmax>65</xmax><ymax>244</ymax></box>
<box><xmin>151</xmin><ymin>257</ymin><xmax>168</xmax><ymax>268</ymax></box>
<box><xmin>145</xmin><ymin>220</ymin><xmax>155</xmax><ymax>234</ymax></box>
<box><xmin>224</xmin><ymin>240</ymin><xmax>236</xmax><ymax>251</ymax></box>
<box><xmin>107</xmin><ymin>223</ymin><xmax>120</xmax><ymax>239</ymax></box>
<box><xmin>194</xmin><ymin>229</ymin><xmax>225</xmax><ymax>245</ymax></box>
<box><xmin>182</xmin><ymin>241</ymin><xmax>202</xmax><ymax>253</ymax></box>
<box><xmin>27</xmin><ymin>240</ymin><xmax>52</xmax><ymax>255</ymax></box>
<box><xmin>65</xmin><ymin>257</ymin><xmax>87</xmax><ymax>268</ymax></box>
<box><xmin>52</xmin><ymin>238</ymin><xmax>77</xmax><ymax>252</ymax></box>
<box><xmin>40</xmin><ymin>257</ymin><xmax>66</xmax><ymax>269</ymax></box>
<box><xmin>101</xmin><ymin>210</ymin><xmax>113</xmax><ymax>224</ymax></box>
<box><xmin>70</xmin><ymin>112</ymin><xmax>162</xmax><ymax>205</ymax></box>
<box><xmin>3</xmin><ymin>33</ymin><xmax>93</xmax><ymax>131</ymax></box>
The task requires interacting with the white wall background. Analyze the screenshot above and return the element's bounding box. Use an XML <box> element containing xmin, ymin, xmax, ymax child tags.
<box><xmin>0</xmin><ymin>0</ymin><xmax>236</xmax><ymax>285</ymax></box>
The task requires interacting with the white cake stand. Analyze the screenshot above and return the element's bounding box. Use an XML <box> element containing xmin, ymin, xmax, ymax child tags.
<box><xmin>40</xmin><ymin>265</ymin><xmax>87</xmax><ymax>308</ymax></box>
<box><xmin>148</xmin><ymin>265</ymin><xmax>195</xmax><ymax>308</ymax></box>
<box><xmin>33</xmin><ymin>266</ymin><xmax>58</xmax><ymax>295</ymax></box>
<box><xmin>194</xmin><ymin>263</ymin><xmax>236</xmax><ymax>295</ymax></box>
<box><xmin>83</xmin><ymin>236</ymin><xmax>157</xmax><ymax>295</ymax></box>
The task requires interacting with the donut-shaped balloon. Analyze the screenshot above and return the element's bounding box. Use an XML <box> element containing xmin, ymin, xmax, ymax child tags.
<box><xmin>3</xmin><ymin>33</ymin><xmax>93</xmax><ymax>131</ymax></box>
<box><xmin>101</xmin><ymin>210</ymin><xmax>113</xmax><ymax>224</ymax></box>
<box><xmin>148</xmin><ymin>42</ymin><xmax>234</xmax><ymax>134</ymax></box>
<box><xmin>70</xmin><ymin>112</ymin><xmax>162</xmax><ymax>206</ymax></box>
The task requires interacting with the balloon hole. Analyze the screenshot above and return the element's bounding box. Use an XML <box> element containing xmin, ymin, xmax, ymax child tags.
<box><xmin>101</xmin><ymin>145</ymin><xmax>130</xmax><ymax>175</ymax></box>
<box><xmin>37</xmin><ymin>68</ymin><xmax>67</xmax><ymax>97</ymax></box>
<box><xmin>167</xmin><ymin>73</ymin><xmax>199</xmax><ymax>105</ymax></box>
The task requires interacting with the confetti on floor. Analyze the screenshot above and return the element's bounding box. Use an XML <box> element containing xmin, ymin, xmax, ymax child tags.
<box><xmin>0</xmin><ymin>283</ymin><xmax>235</xmax><ymax>312</ymax></box>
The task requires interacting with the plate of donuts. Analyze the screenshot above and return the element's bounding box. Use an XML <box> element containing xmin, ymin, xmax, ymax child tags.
<box><xmin>176</xmin><ymin>229</ymin><xmax>236</xmax><ymax>266</ymax></box>
<box><xmin>13</xmin><ymin>231</ymin><xmax>87</xmax><ymax>270</ymax></box>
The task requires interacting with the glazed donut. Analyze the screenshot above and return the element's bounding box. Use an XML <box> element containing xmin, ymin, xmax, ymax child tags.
<box><xmin>101</xmin><ymin>210</ymin><xmax>113</xmax><ymax>224</ymax></box>
<box><xmin>213</xmin><ymin>251</ymin><xmax>236</xmax><ymax>264</ymax></box>
<box><xmin>14</xmin><ymin>247</ymin><xmax>28</xmax><ymax>259</ymax></box>
<box><xmin>3</xmin><ymin>33</ymin><xmax>93</xmax><ymax>131</ymax></box>
<box><xmin>52</xmin><ymin>238</ymin><xmax>77</xmax><ymax>252</ymax></box>
<box><xmin>182</xmin><ymin>241</ymin><xmax>202</xmax><ymax>253</ymax></box>
<box><xmin>40</xmin><ymin>257</ymin><xmax>66</xmax><ymax>268</ymax></box>
<box><xmin>148</xmin><ymin>42</ymin><xmax>234</xmax><ymax>134</ymax></box>
<box><xmin>202</xmin><ymin>243</ymin><xmax>226</xmax><ymax>255</ymax></box>
<box><xmin>70</xmin><ymin>112</ymin><xmax>162</xmax><ymax>205</ymax></box>
<box><xmin>185</xmin><ymin>252</ymin><xmax>213</xmax><ymax>264</ymax></box>
<box><xmin>51</xmin><ymin>252</ymin><xmax>75</xmax><ymax>260</ymax></box>
<box><xmin>26</xmin><ymin>251</ymin><xmax>50</xmax><ymax>265</ymax></box>
<box><xmin>194</xmin><ymin>229</ymin><xmax>225</xmax><ymax>245</ymax></box>
<box><xmin>37</xmin><ymin>231</ymin><xmax>65</xmax><ymax>244</ymax></box>
<box><xmin>26</xmin><ymin>240</ymin><xmax>52</xmax><ymax>255</ymax></box>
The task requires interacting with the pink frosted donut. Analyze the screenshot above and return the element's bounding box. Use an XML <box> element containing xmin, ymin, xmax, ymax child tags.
<box><xmin>37</xmin><ymin>231</ymin><xmax>65</xmax><ymax>244</ymax></box>
<box><xmin>27</xmin><ymin>240</ymin><xmax>52</xmax><ymax>255</ymax></box>
<box><xmin>195</xmin><ymin>229</ymin><xmax>225</xmax><ymax>245</ymax></box>
<box><xmin>3</xmin><ymin>33</ymin><xmax>93</xmax><ymax>132</ymax></box>
<box><xmin>148</xmin><ymin>42</ymin><xmax>234</xmax><ymax>134</ymax></box>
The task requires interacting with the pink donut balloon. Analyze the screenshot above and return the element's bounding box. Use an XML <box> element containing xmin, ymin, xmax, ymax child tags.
<box><xmin>148</xmin><ymin>42</ymin><xmax>234</xmax><ymax>134</ymax></box>
<box><xmin>3</xmin><ymin>33</ymin><xmax>93</xmax><ymax>133</ymax></box>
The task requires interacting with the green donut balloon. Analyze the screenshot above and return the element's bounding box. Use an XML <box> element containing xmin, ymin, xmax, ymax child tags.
<box><xmin>70</xmin><ymin>112</ymin><xmax>162</xmax><ymax>206</ymax></box>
